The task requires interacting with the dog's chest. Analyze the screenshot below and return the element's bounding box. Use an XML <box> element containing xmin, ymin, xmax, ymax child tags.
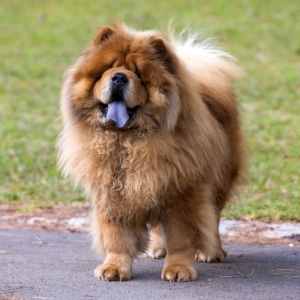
<box><xmin>91</xmin><ymin>133</ymin><xmax>171</xmax><ymax>222</ymax></box>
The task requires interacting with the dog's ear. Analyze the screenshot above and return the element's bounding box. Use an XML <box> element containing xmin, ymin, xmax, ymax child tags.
<box><xmin>93</xmin><ymin>26</ymin><xmax>115</xmax><ymax>45</ymax></box>
<box><xmin>149</xmin><ymin>36</ymin><xmax>177</xmax><ymax>74</ymax></box>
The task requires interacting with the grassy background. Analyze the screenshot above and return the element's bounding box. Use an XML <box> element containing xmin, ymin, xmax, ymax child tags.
<box><xmin>1</xmin><ymin>0</ymin><xmax>299</xmax><ymax>220</ymax></box>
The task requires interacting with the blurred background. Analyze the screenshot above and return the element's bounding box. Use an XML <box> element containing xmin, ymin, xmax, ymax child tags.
<box><xmin>0</xmin><ymin>0</ymin><xmax>299</xmax><ymax>221</ymax></box>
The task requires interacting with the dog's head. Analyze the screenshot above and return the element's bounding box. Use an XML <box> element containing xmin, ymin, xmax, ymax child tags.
<box><xmin>63</xmin><ymin>24</ymin><xmax>182</xmax><ymax>133</ymax></box>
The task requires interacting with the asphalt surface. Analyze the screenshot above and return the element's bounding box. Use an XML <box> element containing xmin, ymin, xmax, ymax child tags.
<box><xmin>0</xmin><ymin>230</ymin><xmax>300</xmax><ymax>300</ymax></box>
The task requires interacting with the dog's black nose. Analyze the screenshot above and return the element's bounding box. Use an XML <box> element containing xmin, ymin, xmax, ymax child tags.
<box><xmin>111</xmin><ymin>73</ymin><xmax>128</xmax><ymax>88</ymax></box>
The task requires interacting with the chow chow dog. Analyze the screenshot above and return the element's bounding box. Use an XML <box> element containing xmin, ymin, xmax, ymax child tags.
<box><xmin>58</xmin><ymin>23</ymin><xmax>244</xmax><ymax>282</ymax></box>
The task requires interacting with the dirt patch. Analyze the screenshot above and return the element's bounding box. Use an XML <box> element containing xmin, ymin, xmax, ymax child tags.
<box><xmin>0</xmin><ymin>203</ymin><xmax>89</xmax><ymax>232</ymax></box>
<box><xmin>1</xmin><ymin>204</ymin><xmax>299</xmax><ymax>245</ymax></box>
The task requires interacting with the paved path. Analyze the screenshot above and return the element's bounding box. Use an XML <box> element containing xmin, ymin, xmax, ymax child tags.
<box><xmin>1</xmin><ymin>229</ymin><xmax>300</xmax><ymax>300</ymax></box>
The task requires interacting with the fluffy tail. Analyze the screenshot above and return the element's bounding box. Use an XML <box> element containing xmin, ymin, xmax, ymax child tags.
<box><xmin>173</xmin><ymin>34</ymin><xmax>242</xmax><ymax>84</ymax></box>
<box><xmin>172</xmin><ymin>32</ymin><xmax>242</xmax><ymax>129</ymax></box>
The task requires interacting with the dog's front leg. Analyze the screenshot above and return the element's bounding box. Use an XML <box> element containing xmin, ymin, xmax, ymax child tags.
<box><xmin>93</xmin><ymin>214</ymin><xmax>138</xmax><ymax>281</ymax></box>
<box><xmin>161</xmin><ymin>207</ymin><xmax>197</xmax><ymax>282</ymax></box>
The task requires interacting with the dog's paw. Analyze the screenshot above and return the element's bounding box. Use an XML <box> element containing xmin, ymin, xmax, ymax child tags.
<box><xmin>161</xmin><ymin>264</ymin><xmax>197</xmax><ymax>282</ymax></box>
<box><xmin>194</xmin><ymin>248</ymin><xmax>227</xmax><ymax>263</ymax></box>
<box><xmin>94</xmin><ymin>264</ymin><xmax>131</xmax><ymax>281</ymax></box>
<box><xmin>147</xmin><ymin>246</ymin><xmax>166</xmax><ymax>259</ymax></box>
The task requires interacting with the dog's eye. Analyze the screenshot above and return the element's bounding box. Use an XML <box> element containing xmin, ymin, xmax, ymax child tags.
<box><xmin>92</xmin><ymin>60</ymin><xmax>117</xmax><ymax>82</ymax></box>
<box><xmin>135</xmin><ymin>66</ymin><xmax>143</xmax><ymax>80</ymax></box>
<box><xmin>129</xmin><ymin>62</ymin><xmax>146</xmax><ymax>85</ymax></box>
<box><xmin>135</xmin><ymin>70</ymin><xmax>142</xmax><ymax>79</ymax></box>
<box><xmin>136</xmin><ymin>69</ymin><xmax>148</xmax><ymax>88</ymax></box>
<box><xmin>92</xmin><ymin>71</ymin><xmax>102</xmax><ymax>81</ymax></box>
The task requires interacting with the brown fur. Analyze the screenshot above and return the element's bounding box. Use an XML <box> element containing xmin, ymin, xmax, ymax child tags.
<box><xmin>58</xmin><ymin>23</ymin><xmax>244</xmax><ymax>282</ymax></box>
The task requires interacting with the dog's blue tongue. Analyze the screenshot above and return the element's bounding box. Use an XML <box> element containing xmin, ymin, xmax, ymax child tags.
<box><xmin>106</xmin><ymin>100</ymin><xmax>129</xmax><ymax>128</ymax></box>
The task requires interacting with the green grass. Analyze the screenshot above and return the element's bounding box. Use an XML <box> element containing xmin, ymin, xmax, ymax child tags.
<box><xmin>1</xmin><ymin>0</ymin><xmax>300</xmax><ymax>220</ymax></box>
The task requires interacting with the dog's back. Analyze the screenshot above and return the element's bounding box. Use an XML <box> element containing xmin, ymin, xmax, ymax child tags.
<box><xmin>174</xmin><ymin>35</ymin><xmax>245</xmax><ymax>210</ymax></box>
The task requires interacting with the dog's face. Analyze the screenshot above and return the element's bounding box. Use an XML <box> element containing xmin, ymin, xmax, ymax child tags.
<box><xmin>66</xmin><ymin>25</ymin><xmax>181</xmax><ymax>133</ymax></box>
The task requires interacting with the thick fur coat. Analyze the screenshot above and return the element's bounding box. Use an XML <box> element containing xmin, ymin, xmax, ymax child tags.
<box><xmin>58</xmin><ymin>24</ymin><xmax>244</xmax><ymax>282</ymax></box>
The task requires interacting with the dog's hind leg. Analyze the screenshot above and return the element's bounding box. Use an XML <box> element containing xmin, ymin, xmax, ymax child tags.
<box><xmin>147</xmin><ymin>224</ymin><xmax>166</xmax><ymax>259</ymax></box>
<box><xmin>194</xmin><ymin>198</ymin><xmax>226</xmax><ymax>263</ymax></box>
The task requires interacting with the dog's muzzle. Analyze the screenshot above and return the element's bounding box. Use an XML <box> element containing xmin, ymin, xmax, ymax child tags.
<box><xmin>100</xmin><ymin>73</ymin><xmax>137</xmax><ymax>128</ymax></box>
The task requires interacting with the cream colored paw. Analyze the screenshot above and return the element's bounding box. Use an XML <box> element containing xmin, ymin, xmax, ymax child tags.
<box><xmin>147</xmin><ymin>246</ymin><xmax>166</xmax><ymax>259</ymax></box>
<box><xmin>161</xmin><ymin>264</ymin><xmax>197</xmax><ymax>282</ymax></box>
<box><xmin>94</xmin><ymin>263</ymin><xmax>132</xmax><ymax>281</ymax></box>
<box><xmin>194</xmin><ymin>248</ymin><xmax>227</xmax><ymax>263</ymax></box>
